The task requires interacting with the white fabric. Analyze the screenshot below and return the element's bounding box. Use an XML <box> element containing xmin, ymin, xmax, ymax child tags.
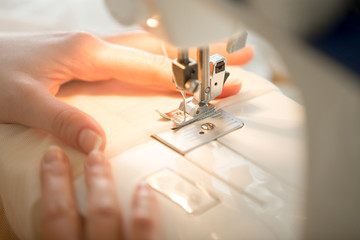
<box><xmin>0</xmin><ymin>67</ymin><xmax>306</xmax><ymax>239</ymax></box>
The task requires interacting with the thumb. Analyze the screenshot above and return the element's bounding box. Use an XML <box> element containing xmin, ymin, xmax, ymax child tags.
<box><xmin>10</xmin><ymin>80</ymin><xmax>105</xmax><ymax>153</ymax></box>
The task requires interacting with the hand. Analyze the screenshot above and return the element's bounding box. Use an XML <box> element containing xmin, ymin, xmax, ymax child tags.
<box><xmin>40</xmin><ymin>146</ymin><xmax>160</xmax><ymax>240</ymax></box>
<box><xmin>0</xmin><ymin>32</ymin><xmax>253</xmax><ymax>153</ymax></box>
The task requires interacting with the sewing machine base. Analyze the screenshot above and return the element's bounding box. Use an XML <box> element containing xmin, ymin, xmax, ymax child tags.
<box><xmin>152</xmin><ymin>109</ymin><xmax>244</xmax><ymax>155</ymax></box>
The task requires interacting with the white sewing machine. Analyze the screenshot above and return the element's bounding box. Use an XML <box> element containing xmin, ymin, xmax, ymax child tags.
<box><xmin>103</xmin><ymin>0</ymin><xmax>360</xmax><ymax>239</ymax></box>
<box><xmin>0</xmin><ymin>0</ymin><xmax>358</xmax><ymax>239</ymax></box>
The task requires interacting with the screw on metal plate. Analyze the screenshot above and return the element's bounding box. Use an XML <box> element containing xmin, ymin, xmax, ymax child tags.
<box><xmin>201</xmin><ymin>123</ymin><xmax>216</xmax><ymax>130</ymax></box>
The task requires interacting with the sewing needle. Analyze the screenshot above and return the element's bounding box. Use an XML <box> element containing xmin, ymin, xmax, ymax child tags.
<box><xmin>180</xmin><ymin>90</ymin><xmax>186</xmax><ymax>122</ymax></box>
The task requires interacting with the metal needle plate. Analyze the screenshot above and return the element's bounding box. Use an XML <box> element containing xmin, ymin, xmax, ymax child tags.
<box><xmin>152</xmin><ymin>109</ymin><xmax>244</xmax><ymax>155</ymax></box>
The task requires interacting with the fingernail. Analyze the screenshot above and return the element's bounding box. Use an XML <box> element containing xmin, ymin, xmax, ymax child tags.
<box><xmin>86</xmin><ymin>150</ymin><xmax>105</xmax><ymax>167</ymax></box>
<box><xmin>42</xmin><ymin>146</ymin><xmax>63</xmax><ymax>167</ymax></box>
<box><xmin>78</xmin><ymin>129</ymin><xmax>103</xmax><ymax>153</ymax></box>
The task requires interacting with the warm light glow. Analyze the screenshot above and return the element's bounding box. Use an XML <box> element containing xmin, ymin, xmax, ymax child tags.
<box><xmin>169</xmin><ymin>194</ymin><xmax>193</xmax><ymax>213</ymax></box>
<box><xmin>146</xmin><ymin>18</ymin><xmax>159</xmax><ymax>28</ymax></box>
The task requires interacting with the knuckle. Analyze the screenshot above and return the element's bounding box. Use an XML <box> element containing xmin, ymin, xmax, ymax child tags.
<box><xmin>43</xmin><ymin>200</ymin><xmax>77</xmax><ymax>221</ymax></box>
<box><xmin>51</xmin><ymin>108</ymin><xmax>80</xmax><ymax>143</ymax></box>
<box><xmin>65</xmin><ymin>31</ymin><xmax>100</xmax><ymax>58</ymax></box>
<box><xmin>132</xmin><ymin>215</ymin><xmax>155</xmax><ymax>230</ymax></box>
<box><xmin>66</xmin><ymin>31</ymin><xmax>98</xmax><ymax>45</ymax></box>
<box><xmin>88</xmin><ymin>198</ymin><xmax>120</xmax><ymax>218</ymax></box>
<box><xmin>62</xmin><ymin>31</ymin><xmax>102</xmax><ymax>77</ymax></box>
<box><xmin>42</xmin><ymin>162</ymin><xmax>68</xmax><ymax>177</ymax></box>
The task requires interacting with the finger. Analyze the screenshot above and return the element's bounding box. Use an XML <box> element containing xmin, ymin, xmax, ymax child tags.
<box><xmin>105</xmin><ymin>31</ymin><xmax>173</xmax><ymax>59</ymax></box>
<box><xmin>88</xmin><ymin>42</ymin><xmax>243</xmax><ymax>95</ymax></box>
<box><xmin>130</xmin><ymin>182</ymin><xmax>161</xmax><ymax>240</ymax></box>
<box><xmin>41</xmin><ymin>146</ymin><xmax>82</xmax><ymax>240</ymax></box>
<box><xmin>91</xmin><ymin>43</ymin><xmax>242</xmax><ymax>97</ymax></box>
<box><xmin>85</xmin><ymin>150</ymin><xmax>123</xmax><ymax>240</ymax></box>
<box><xmin>90</xmin><ymin>42</ymin><xmax>175</xmax><ymax>91</ymax></box>
<box><xmin>8</xmin><ymin>78</ymin><xmax>105</xmax><ymax>154</ymax></box>
<box><xmin>71</xmin><ymin>32</ymin><xmax>245</xmax><ymax>95</ymax></box>
<box><xmin>65</xmin><ymin>33</ymin><xmax>242</xmax><ymax>98</ymax></box>
<box><xmin>55</xmin><ymin>32</ymin><xmax>174</xmax><ymax>92</ymax></box>
<box><xmin>104</xmin><ymin>32</ymin><xmax>254</xmax><ymax>65</ymax></box>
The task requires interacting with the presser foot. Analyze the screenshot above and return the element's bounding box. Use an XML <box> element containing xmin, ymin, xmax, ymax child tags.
<box><xmin>156</xmin><ymin>97</ymin><xmax>216</xmax><ymax>129</ymax></box>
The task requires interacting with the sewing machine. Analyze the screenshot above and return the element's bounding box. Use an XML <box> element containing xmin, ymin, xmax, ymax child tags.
<box><xmin>0</xmin><ymin>0</ymin><xmax>358</xmax><ymax>239</ymax></box>
<box><xmin>106</xmin><ymin>0</ymin><xmax>252</xmax><ymax>154</ymax></box>
<box><xmin>101</xmin><ymin>0</ymin><xmax>306</xmax><ymax>239</ymax></box>
<box><xmin>104</xmin><ymin>0</ymin><xmax>360</xmax><ymax>239</ymax></box>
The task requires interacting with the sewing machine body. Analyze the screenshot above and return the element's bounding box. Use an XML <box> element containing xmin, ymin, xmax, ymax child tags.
<box><xmin>0</xmin><ymin>1</ymin><xmax>358</xmax><ymax>239</ymax></box>
<box><xmin>105</xmin><ymin>0</ymin><xmax>360</xmax><ymax>238</ymax></box>
<box><xmin>101</xmin><ymin>0</ymin><xmax>305</xmax><ymax>239</ymax></box>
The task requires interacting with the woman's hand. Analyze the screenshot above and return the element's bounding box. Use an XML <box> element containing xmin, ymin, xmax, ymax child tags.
<box><xmin>40</xmin><ymin>146</ymin><xmax>160</xmax><ymax>240</ymax></box>
<box><xmin>0</xmin><ymin>32</ymin><xmax>253</xmax><ymax>153</ymax></box>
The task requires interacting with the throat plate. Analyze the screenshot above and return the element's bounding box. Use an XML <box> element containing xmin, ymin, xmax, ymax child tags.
<box><xmin>152</xmin><ymin>109</ymin><xmax>244</xmax><ymax>155</ymax></box>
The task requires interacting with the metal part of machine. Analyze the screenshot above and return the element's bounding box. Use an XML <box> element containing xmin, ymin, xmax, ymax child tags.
<box><xmin>106</xmin><ymin>0</ymin><xmax>248</xmax><ymax>158</ymax></box>
<box><xmin>105</xmin><ymin>0</ymin><xmax>248</xmax><ymax>129</ymax></box>
<box><xmin>153</xmin><ymin>108</ymin><xmax>244</xmax><ymax>155</ymax></box>
<box><xmin>158</xmin><ymin>46</ymin><xmax>230</xmax><ymax>129</ymax></box>
<box><xmin>153</xmin><ymin>44</ymin><xmax>244</xmax><ymax>152</ymax></box>
<box><xmin>172</xmin><ymin>49</ymin><xmax>198</xmax><ymax>93</ymax></box>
